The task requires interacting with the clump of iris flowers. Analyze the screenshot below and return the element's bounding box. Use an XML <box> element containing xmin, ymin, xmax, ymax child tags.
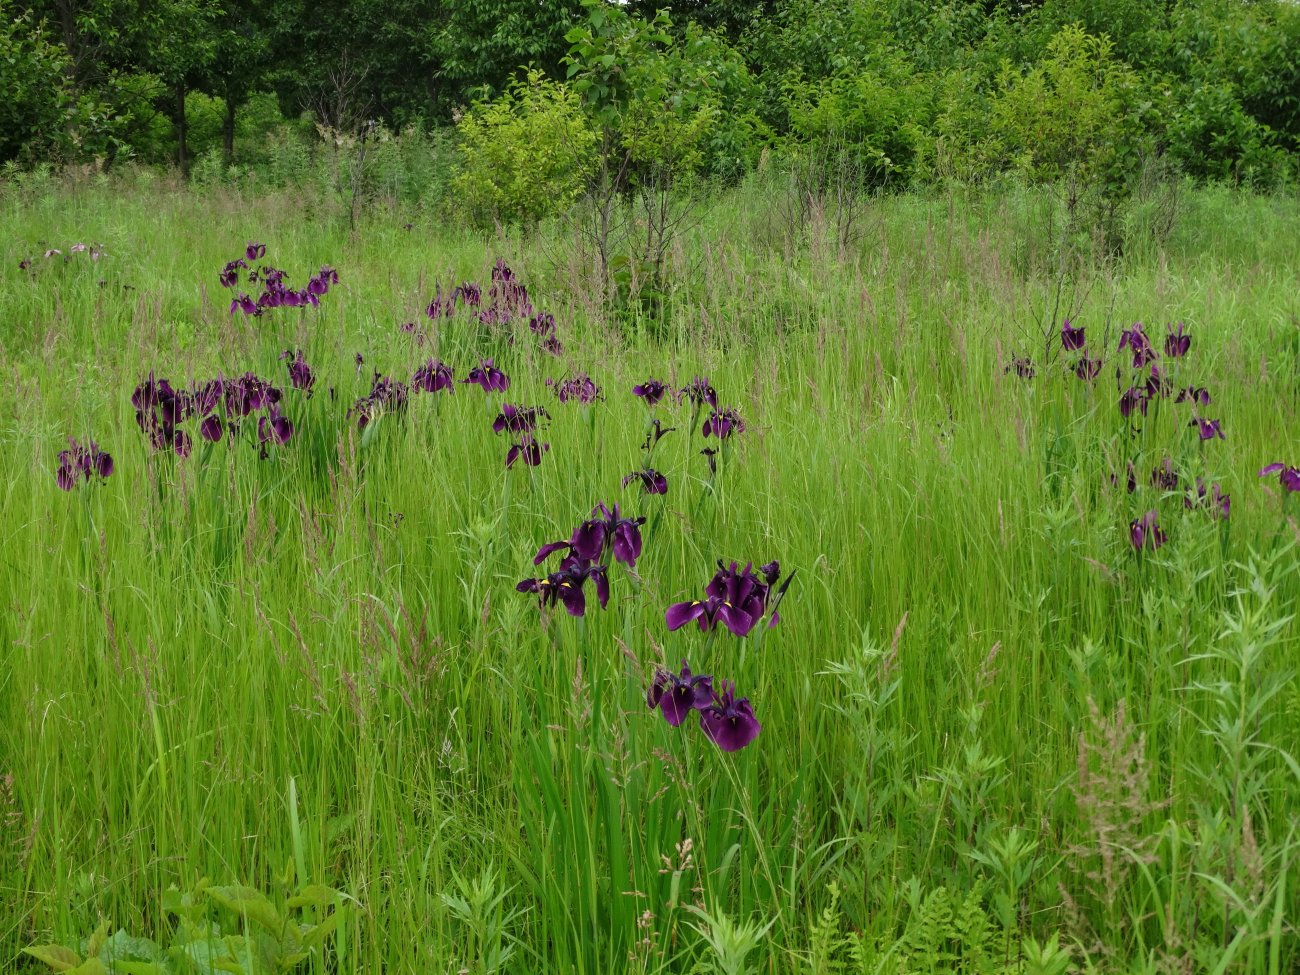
<box><xmin>219</xmin><ymin>242</ymin><xmax>339</xmax><ymax>316</ymax></box>
<box><xmin>1129</xmin><ymin>510</ymin><xmax>1167</xmax><ymax>551</ymax></box>
<box><xmin>349</xmin><ymin>374</ymin><xmax>410</xmax><ymax>431</ymax></box>
<box><xmin>646</xmin><ymin>664</ymin><xmax>761</xmax><ymax>752</ymax></box>
<box><xmin>55</xmin><ymin>438</ymin><xmax>114</xmax><ymax>490</ymax></box>
<box><xmin>548</xmin><ymin>374</ymin><xmax>603</xmax><ymax>404</ymax></box>
<box><xmin>665</xmin><ymin>560</ymin><xmax>792</xmax><ymax>637</ymax></box>
<box><xmin>534</xmin><ymin>502</ymin><xmax>646</xmax><ymax>570</ymax></box>
<box><xmin>516</xmin><ymin>555</ymin><xmax>609</xmax><ymax>616</ymax></box>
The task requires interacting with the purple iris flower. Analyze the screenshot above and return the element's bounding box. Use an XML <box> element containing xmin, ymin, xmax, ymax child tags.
<box><xmin>200</xmin><ymin>414</ymin><xmax>223</xmax><ymax>442</ymax></box>
<box><xmin>506</xmin><ymin>434</ymin><xmax>548</xmax><ymax>468</ymax></box>
<box><xmin>230</xmin><ymin>294</ymin><xmax>258</xmax><ymax>316</ymax></box>
<box><xmin>1145</xmin><ymin>365</ymin><xmax>1174</xmax><ymax>400</ymax></box>
<box><xmin>1165</xmin><ymin>322</ymin><xmax>1191</xmax><ymax>358</ymax></box>
<box><xmin>280</xmin><ymin>349</ymin><xmax>316</xmax><ymax>394</ymax></box>
<box><xmin>640</xmin><ymin>419</ymin><xmax>676</xmax><ymax>453</ymax></box>
<box><xmin>1119</xmin><ymin>386</ymin><xmax>1149</xmax><ymax>419</ymax></box>
<box><xmin>1061</xmin><ymin>319</ymin><xmax>1085</xmax><ymax>351</ymax></box>
<box><xmin>702</xmin><ymin>407</ymin><xmax>744</xmax><ymax>439</ymax></box>
<box><xmin>535</xmin><ymin>502</ymin><xmax>646</xmax><ymax>570</ymax></box>
<box><xmin>1185</xmin><ymin>479</ymin><xmax>1230</xmax><ymax>519</ymax></box>
<box><xmin>701</xmin><ymin>448</ymin><xmax>718</xmax><ymax>477</ymax></box>
<box><xmin>1177</xmin><ymin>386</ymin><xmax>1211</xmax><ymax>407</ymax></box>
<box><xmin>1119</xmin><ymin>323</ymin><xmax>1155</xmax><ymax>368</ymax></box>
<box><xmin>679</xmin><ymin>377</ymin><xmax>718</xmax><ymax>410</ymax></box>
<box><xmin>219</xmin><ymin>259</ymin><xmax>247</xmax><ymax>288</ymax></box>
<box><xmin>1130</xmin><ymin>510</ymin><xmax>1167</xmax><ymax>551</ymax></box>
<box><xmin>492</xmin><ymin>403</ymin><xmax>548</xmax><ymax>434</ymax></box>
<box><xmin>699</xmin><ymin>682</ymin><xmax>761</xmax><ymax>753</ymax></box>
<box><xmin>633</xmin><ymin>379</ymin><xmax>668</xmax><ymax>406</ymax></box>
<box><xmin>349</xmin><ymin>374</ymin><xmax>410</xmax><ymax>430</ymax></box>
<box><xmin>245</xmin><ymin>242</ymin><xmax>266</xmax><ymax>262</ymax></box>
<box><xmin>548</xmin><ymin>374</ymin><xmax>603</xmax><ymax>404</ymax></box>
<box><xmin>1258</xmin><ymin>463</ymin><xmax>1300</xmax><ymax>493</ymax></box>
<box><xmin>529</xmin><ymin>312</ymin><xmax>556</xmax><ymax>338</ymax></box>
<box><xmin>623</xmin><ymin>468</ymin><xmax>668</xmax><ymax>495</ymax></box>
<box><xmin>1008</xmin><ymin>356</ymin><xmax>1035</xmax><ymax>380</ymax></box>
<box><xmin>665</xmin><ymin>560</ymin><xmax>790</xmax><ymax>637</ymax></box>
<box><xmin>132</xmin><ymin>375</ymin><xmax>197</xmax><ymax>456</ymax></box>
<box><xmin>426</xmin><ymin>284</ymin><xmax>455</xmax><ymax>319</ymax></box>
<box><xmin>1151</xmin><ymin>457</ymin><xmax>1180</xmax><ymax>491</ymax></box>
<box><xmin>646</xmin><ymin>662</ymin><xmax>714</xmax><ymax>727</ymax></box>
<box><xmin>452</xmin><ymin>282</ymin><xmax>482</xmax><ymax>307</ymax></box>
<box><xmin>1074</xmin><ymin>357</ymin><xmax>1102</xmax><ymax>381</ymax></box>
<box><xmin>1191</xmin><ymin>417</ymin><xmax>1224</xmax><ymax>441</ymax></box>
<box><xmin>412</xmin><ymin>359</ymin><xmax>455</xmax><ymax>393</ymax></box>
<box><xmin>463</xmin><ymin>359</ymin><xmax>509</xmax><ymax>393</ymax></box>
<box><xmin>55</xmin><ymin>438</ymin><xmax>114</xmax><ymax>490</ymax></box>
<box><xmin>516</xmin><ymin>555</ymin><xmax>609</xmax><ymax>617</ymax></box>
<box><xmin>489</xmin><ymin>259</ymin><xmax>531</xmax><ymax>314</ymax></box>
<box><xmin>257</xmin><ymin>405</ymin><xmax>294</xmax><ymax>448</ymax></box>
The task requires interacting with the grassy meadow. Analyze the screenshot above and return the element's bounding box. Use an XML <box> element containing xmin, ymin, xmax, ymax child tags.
<box><xmin>2</xmin><ymin>173</ymin><xmax>1300</xmax><ymax>973</ymax></box>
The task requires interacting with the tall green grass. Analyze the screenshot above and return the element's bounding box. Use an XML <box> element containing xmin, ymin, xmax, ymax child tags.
<box><xmin>1</xmin><ymin>174</ymin><xmax>1298</xmax><ymax>973</ymax></box>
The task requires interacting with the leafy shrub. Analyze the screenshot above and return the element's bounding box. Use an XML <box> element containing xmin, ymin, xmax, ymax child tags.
<box><xmin>452</xmin><ymin>69</ymin><xmax>597</xmax><ymax>228</ymax></box>
<box><xmin>783</xmin><ymin>47</ymin><xmax>935</xmax><ymax>188</ymax></box>
<box><xmin>986</xmin><ymin>25</ymin><xmax>1146</xmax><ymax>192</ymax></box>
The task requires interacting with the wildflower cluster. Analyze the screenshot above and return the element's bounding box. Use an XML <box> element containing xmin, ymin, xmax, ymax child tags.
<box><xmin>220</xmin><ymin>242</ymin><xmax>339</xmax><ymax>316</ymax></box>
<box><xmin>418</xmin><ymin>260</ymin><xmax>563</xmax><ymax>355</ymax></box>
<box><xmin>646</xmin><ymin>664</ymin><xmax>760</xmax><ymax>753</ymax></box>
<box><xmin>518</xmin><ymin>503</ymin><xmax>645</xmax><ymax>616</ymax></box>
<box><xmin>132</xmin><ymin>372</ymin><xmax>297</xmax><ymax>459</ymax></box>
<box><xmin>55</xmin><ymin>438</ymin><xmax>113</xmax><ymax>490</ymax></box>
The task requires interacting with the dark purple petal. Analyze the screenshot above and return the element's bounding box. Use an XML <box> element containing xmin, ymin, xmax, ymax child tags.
<box><xmin>717</xmin><ymin>602</ymin><xmax>755</xmax><ymax>637</ymax></box>
<box><xmin>572</xmin><ymin>520</ymin><xmax>606</xmax><ymax>561</ymax></box>
<box><xmin>557</xmin><ymin>582</ymin><xmax>586</xmax><ymax>617</ymax></box>
<box><xmin>611</xmin><ymin>521</ymin><xmax>642</xmax><ymax>568</ymax></box>
<box><xmin>200</xmin><ymin>415</ymin><xmax>223</xmax><ymax>443</ymax></box>
<box><xmin>1061</xmin><ymin>320</ymin><xmax>1086</xmax><ymax>351</ymax></box>
<box><xmin>665</xmin><ymin>601</ymin><xmax>707</xmax><ymax>631</ymax></box>
<box><xmin>534</xmin><ymin>541</ymin><xmax>572</xmax><ymax>565</ymax></box>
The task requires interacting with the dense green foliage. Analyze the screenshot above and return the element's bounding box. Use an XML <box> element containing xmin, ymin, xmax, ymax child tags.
<box><xmin>1</xmin><ymin>171</ymin><xmax>1299</xmax><ymax>972</ymax></box>
<box><xmin>4</xmin><ymin>0</ymin><xmax>1298</xmax><ymax>199</ymax></box>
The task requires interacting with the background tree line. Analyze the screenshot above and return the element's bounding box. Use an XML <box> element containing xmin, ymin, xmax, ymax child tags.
<box><xmin>3</xmin><ymin>0</ymin><xmax>1297</xmax><ymax>202</ymax></box>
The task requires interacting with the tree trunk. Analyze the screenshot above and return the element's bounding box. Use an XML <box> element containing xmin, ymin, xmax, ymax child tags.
<box><xmin>223</xmin><ymin>94</ymin><xmax>236</xmax><ymax>165</ymax></box>
<box><xmin>176</xmin><ymin>80</ymin><xmax>189</xmax><ymax>178</ymax></box>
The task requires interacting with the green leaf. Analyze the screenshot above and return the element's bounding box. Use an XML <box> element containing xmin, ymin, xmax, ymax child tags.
<box><xmin>23</xmin><ymin>945</ymin><xmax>82</xmax><ymax>971</ymax></box>
<box><xmin>86</xmin><ymin>920</ymin><xmax>111</xmax><ymax>959</ymax></box>
<box><xmin>285</xmin><ymin>884</ymin><xmax>340</xmax><ymax>909</ymax></box>
<box><xmin>206</xmin><ymin>887</ymin><xmax>283</xmax><ymax>934</ymax></box>
<box><xmin>299</xmin><ymin>911</ymin><xmax>340</xmax><ymax>951</ymax></box>
<box><xmin>98</xmin><ymin>931</ymin><xmax>163</xmax><ymax>964</ymax></box>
